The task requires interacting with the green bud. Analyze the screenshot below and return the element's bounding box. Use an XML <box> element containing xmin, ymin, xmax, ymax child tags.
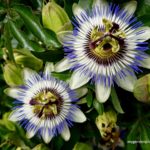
<box><xmin>42</xmin><ymin>1</ymin><xmax>72</xmax><ymax>33</ymax></box>
<box><xmin>73</xmin><ymin>143</ymin><xmax>93</xmax><ymax>150</ymax></box>
<box><xmin>3</xmin><ymin>62</ymin><xmax>23</xmax><ymax>86</ymax></box>
<box><xmin>95</xmin><ymin>110</ymin><xmax>117</xmax><ymax>136</ymax></box>
<box><xmin>13</xmin><ymin>49</ymin><xmax>43</xmax><ymax>71</ymax></box>
<box><xmin>134</xmin><ymin>74</ymin><xmax>150</xmax><ymax>103</ymax></box>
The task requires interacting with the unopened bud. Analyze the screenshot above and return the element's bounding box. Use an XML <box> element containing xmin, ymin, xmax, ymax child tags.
<box><xmin>3</xmin><ymin>62</ymin><xmax>23</xmax><ymax>86</ymax></box>
<box><xmin>134</xmin><ymin>74</ymin><xmax>150</xmax><ymax>103</ymax></box>
<box><xmin>13</xmin><ymin>49</ymin><xmax>43</xmax><ymax>71</ymax></box>
<box><xmin>42</xmin><ymin>1</ymin><xmax>72</xmax><ymax>33</ymax></box>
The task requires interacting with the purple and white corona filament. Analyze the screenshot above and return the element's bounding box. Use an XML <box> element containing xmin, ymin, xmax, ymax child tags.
<box><xmin>7</xmin><ymin>64</ymin><xmax>86</xmax><ymax>143</ymax></box>
<box><xmin>55</xmin><ymin>0</ymin><xmax>150</xmax><ymax>102</ymax></box>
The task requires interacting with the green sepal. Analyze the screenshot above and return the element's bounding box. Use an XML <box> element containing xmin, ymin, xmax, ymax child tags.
<box><xmin>3</xmin><ymin>62</ymin><xmax>23</xmax><ymax>86</ymax></box>
<box><xmin>93</xmin><ymin>99</ymin><xmax>104</xmax><ymax>115</ymax></box>
<box><xmin>110</xmin><ymin>87</ymin><xmax>124</xmax><ymax>114</ymax></box>
<box><xmin>13</xmin><ymin>49</ymin><xmax>43</xmax><ymax>71</ymax></box>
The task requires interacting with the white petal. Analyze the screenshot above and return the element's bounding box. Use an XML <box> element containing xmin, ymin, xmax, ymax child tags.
<box><xmin>55</xmin><ymin>58</ymin><xmax>71</xmax><ymax>72</ymax></box>
<box><xmin>140</xmin><ymin>55</ymin><xmax>150</xmax><ymax>69</ymax></box>
<box><xmin>9</xmin><ymin>109</ymin><xmax>24</xmax><ymax>122</ymax></box>
<box><xmin>4</xmin><ymin>88</ymin><xmax>24</xmax><ymax>99</ymax></box>
<box><xmin>72</xmin><ymin>3</ymin><xmax>85</xmax><ymax>17</ymax></box>
<box><xmin>75</xmin><ymin>87</ymin><xmax>88</xmax><ymax>98</ymax></box>
<box><xmin>115</xmin><ymin>72</ymin><xmax>137</xmax><ymax>92</ymax></box>
<box><xmin>95</xmin><ymin>82</ymin><xmax>111</xmax><ymax>103</ymax></box>
<box><xmin>70</xmin><ymin>108</ymin><xmax>86</xmax><ymax>123</ymax></box>
<box><xmin>123</xmin><ymin>1</ymin><xmax>137</xmax><ymax>16</ymax></box>
<box><xmin>26</xmin><ymin>129</ymin><xmax>37</xmax><ymax>139</ymax></box>
<box><xmin>135</xmin><ymin>26</ymin><xmax>150</xmax><ymax>42</ymax></box>
<box><xmin>9</xmin><ymin>111</ymin><xmax>20</xmax><ymax>122</ymax></box>
<box><xmin>69</xmin><ymin>71</ymin><xmax>90</xmax><ymax>89</ymax></box>
<box><xmin>42</xmin><ymin>128</ymin><xmax>53</xmax><ymax>143</ymax></box>
<box><xmin>23</xmin><ymin>68</ymin><xmax>42</xmax><ymax>86</ymax></box>
<box><xmin>61</xmin><ymin>123</ymin><xmax>70</xmax><ymax>141</ymax></box>
<box><xmin>57</xmin><ymin>31</ymin><xmax>73</xmax><ymax>44</ymax></box>
<box><xmin>44</xmin><ymin>62</ymin><xmax>54</xmax><ymax>78</ymax></box>
<box><xmin>93</xmin><ymin>0</ymin><xmax>108</xmax><ymax>8</ymax></box>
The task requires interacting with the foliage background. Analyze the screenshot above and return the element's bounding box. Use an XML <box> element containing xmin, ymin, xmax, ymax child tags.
<box><xmin>0</xmin><ymin>0</ymin><xmax>150</xmax><ymax>149</ymax></box>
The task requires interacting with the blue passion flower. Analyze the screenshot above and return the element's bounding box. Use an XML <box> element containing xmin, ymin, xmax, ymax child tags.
<box><xmin>55</xmin><ymin>0</ymin><xmax>150</xmax><ymax>103</ymax></box>
<box><xmin>6</xmin><ymin>64</ymin><xmax>86</xmax><ymax>143</ymax></box>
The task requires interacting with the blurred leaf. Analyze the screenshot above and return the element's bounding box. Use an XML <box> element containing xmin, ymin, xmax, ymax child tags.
<box><xmin>3</xmin><ymin>112</ymin><xmax>16</xmax><ymax>131</ymax></box>
<box><xmin>140</xmin><ymin>125</ymin><xmax>150</xmax><ymax>150</ymax></box>
<box><xmin>86</xmin><ymin>90</ymin><xmax>93</xmax><ymax>107</ymax></box>
<box><xmin>13</xmin><ymin>4</ymin><xmax>61</xmax><ymax>49</ymax></box>
<box><xmin>110</xmin><ymin>87</ymin><xmax>124</xmax><ymax>114</ymax></box>
<box><xmin>136</xmin><ymin>0</ymin><xmax>150</xmax><ymax>16</ymax></box>
<box><xmin>0</xmin><ymin>2</ymin><xmax>6</xmax><ymax>13</ymax></box>
<box><xmin>136</xmin><ymin>0</ymin><xmax>150</xmax><ymax>26</ymax></box>
<box><xmin>52</xmin><ymin>136</ymin><xmax>64</xmax><ymax>150</ymax></box>
<box><xmin>93</xmin><ymin>99</ymin><xmax>104</xmax><ymax>115</ymax></box>
<box><xmin>78</xmin><ymin>0</ymin><xmax>93</xmax><ymax>10</ymax></box>
<box><xmin>138</xmin><ymin>14</ymin><xmax>150</xmax><ymax>26</ymax></box>
<box><xmin>9</xmin><ymin>20</ymin><xmax>45</xmax><ymax>52</ymax></box>
<box><xmin>134</xmin><ymin>74</ymin><xmax>150</xmax><ymax>103</ymax></box>
<box><xmin>63</xmin><ymin>0</ymin><xmax>78</xmax><ymax>18</ymax></box>
<box><xmin>62</xmin><ymin>126</ymin><xmax>80</xmax><ymax>150</ymax></box>
<box><xmin>73</xmin><ymin>142</ymin><xmax>93</xmax><ymax>150</ymax></box>
<box><xmin>52</xmin><ymin>72</ymin><xmax>71</xmax><ymax>81</ymax></box>
<box><xmin>4</xmin><ymin>22</ymin><xmax>15</xmax><ymax>62</ymax></box>
<box><xmin>32</xmin><ymin>48</ymin><xmax>64</xmax><ymax>62</ymax></box>
<box><xmin>32</xmin><ymin>144</ymin><xmax>49</xmax><ymax>150</ymax></box>
<box><xmin>30</xmin><ymin>0</ymin><xmax>43</xmax><ymax>10</ymax></box>
<box><xmin>4</xmin><ymin>133</ymin><xmax>30</xmax><ymax>149</ymax></box>
<box><xmin>0</xmin><ymin>112</ymin><xmax>15</xmax><ymax>132</ymax></box>
<box><xmin>126</xmin><ymin>121</ymin><xmax>139</xmax><ymax>150</ymax></box>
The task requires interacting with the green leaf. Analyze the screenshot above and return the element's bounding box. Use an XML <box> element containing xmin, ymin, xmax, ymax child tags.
<box><xmin>136</xmin><ymin>0</ymin><xmax>150</xmax><ymax>16</ymax></box>
<box><xmin>73</xmin><ymin>142</ymin><xmax>93</xmax><ymax>150</ymax></box>
<box><xmin>13</xmin><ymin>4</ymin><xmax>61</xmax><ymax>49</ymax></box>
<box><xmin>30</xmin><ymin>0</ymin><xmax>43</xmax><ymax>10</ymax></box>
<box><xmin>63</xmin><ymin>0</ymin><xmax>78</xmax><ymax>18</ymax></box>
<box><xmin>138</xmin><ymin>15</ymin><xmax>150</xmax><ymax>26</ymax></box>
<box><xmin>110</xmin><ymin>87</ymin><xmax>124</xmax><ymax>114</ymax></box>
<box><xmin>86</xmin><ymin>90</ymin><xmax>93</xmax><ymax>107</ymax></box>
<box><xmin>9</xmin><ymin>20</ymin><xmax>45</xmax><ymax>52</ymax></box>
<box><xmin>32</xmin><ymin>144</ymin><xmax>50</xmax><ymax>150</ymax></box>
<box><xmin>140</xmin><ymin>125</ymin><xmax>150</xmax><ymax>150</ymax></box>
<box><xmin>93</xmin><ymin>99</ymin><xmax>104</xmax><ymax>115</ymax></box>
<box><xmin>126</xmin><ymin>121</ymin><xmax>139</xmax><ymax>150</ymax></box>
<box><xmin>0</xmin><ymin>2</ymin><xmax>6</xmax><ymax>13</ymax></box>
<box><xmin>52</xmin><ymin>136</ymin><xmax>64</xmax><ymax>150</ymax></box>
<box><xmin>78</xmin><ymin>0</ymin><xmax>93</xmax><ymax>10</ymax></box>
<box><xmin>4</xmin><ymin>22</ymin><xmax>15</xmax><ymax>62</ymax></box>
<box><xmin>136</xmin><ymin>0</ymin><xmax>150</xmax><ymax>25</ymax></box>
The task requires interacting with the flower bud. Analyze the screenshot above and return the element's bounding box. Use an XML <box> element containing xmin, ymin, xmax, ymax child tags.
<box><xmin>3</xmin><ymin>62</ymin><xmax>23</xmax><ymax>86</ymax></box>
<box><xmin>133</xmin><ymin>74</ymin><xmax>150</xmax><ymax>103</ymax></box>
<box><xmin>95</xmin><ymin>110</ymin><xmax>117</xmax><ymax>137</ymax></box>
<box><xmin>42</xmin><ymin>1</ymin><xmax>72</xmax><ymax>33</ymax></box>
<box><xmin>13</xmin><ymin>49</ymin><xmax>43</xmax><ymax>71</ymax></box>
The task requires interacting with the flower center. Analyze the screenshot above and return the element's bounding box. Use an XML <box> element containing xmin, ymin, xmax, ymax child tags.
<box><xmin>29</xmin><ymin>90</ymin><xmax>62</xmax><ymax>119</ymax></box>
<box><xmin>89</xmin><ymin>18</ymin><xmax>126</xmax><ymax>59</ymax></box>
